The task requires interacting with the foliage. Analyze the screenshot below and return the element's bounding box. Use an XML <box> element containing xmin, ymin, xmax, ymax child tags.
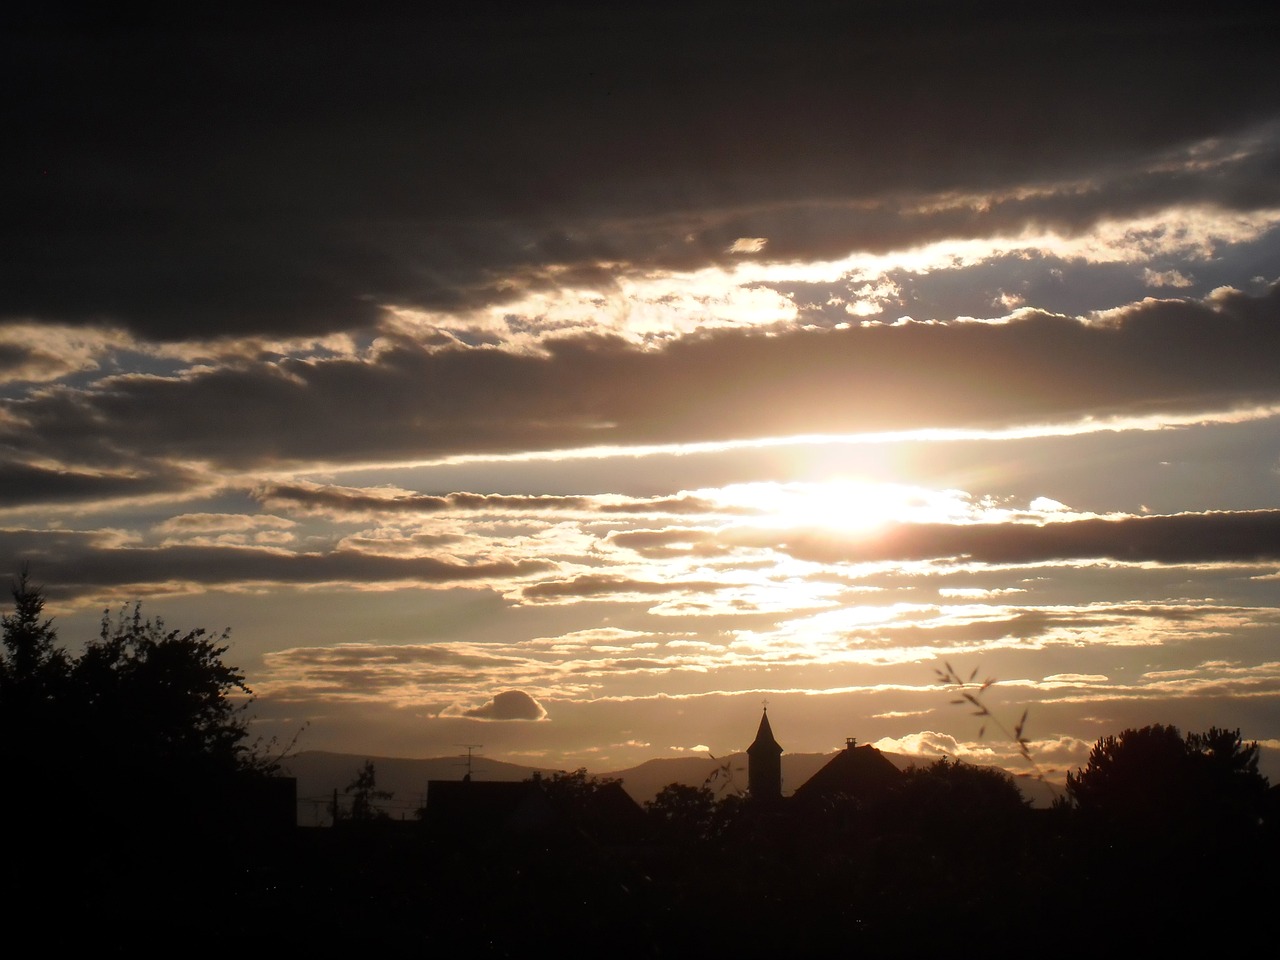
<box><xmin>341</xmin><ymin>759</ymin><xmax>394</xmax><ymax>821</ymax></box>
<box><xmin>1066</xmin><ymin>723</ymin><xmax>1269</xmax><ymax>841</ymax></box>
<box><xmin>646</xmin><ymin>782</ymin><xmax>722</xmax><ymax>844</ymax></box>
<box><xmin>887</xmin><ymin>757</ymin><xmax>1030</xmax><ymax>852</ymax></box>
<box><xmin>899</xmin><ymin>756</ymin><xmax>1028</xmax><ymax>812</ymax></box>
<box><xmin>0</xmin><ymin>570</ymin><xmax>67</xmax><ymax>695</ymax></box>
<box><xmin>75</xmin><ymin>602</ymin><xmax>254</xmax><ymax>778</ymax></box>
<box><xmin>0</xmin><ymin>572</ymin><xmax>71</xmax><ymax>763</ymax></box>
<box><xmin>0</xmin><ymin>574</ymin><xmax>268</xmax><ymax>831</ymax></box>
<box><xmin>936</xmin><ymin>660</ymin><xmax>1058</xmax><ymax>797</ymax></box>
<box><xmin>702</xmin><ymin>751</ymin><xmax>747</xmax><ymax>797</ymax></box>
<box><xmin>527</xmin><ymin>767</ymin><xmax>623</xmax><ymax>809</ymax></box>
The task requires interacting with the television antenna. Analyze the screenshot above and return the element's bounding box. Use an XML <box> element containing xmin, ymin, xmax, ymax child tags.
<box><xmin>455</xmin><ymin>743</ymin><xmax>484</xmax><ymax>780</ymax></box>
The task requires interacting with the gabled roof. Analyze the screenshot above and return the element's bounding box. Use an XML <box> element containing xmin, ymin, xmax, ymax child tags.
<box><xmin>791</xmin><ymin>740</ymin><xmax>902</xmax><ymax>804</ymax></box>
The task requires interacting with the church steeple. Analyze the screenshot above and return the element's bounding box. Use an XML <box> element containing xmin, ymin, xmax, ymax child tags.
<box><xmin>747</xmin><ymin>706</ymin><xmax>783</xmax><ymax>803</ymax></box>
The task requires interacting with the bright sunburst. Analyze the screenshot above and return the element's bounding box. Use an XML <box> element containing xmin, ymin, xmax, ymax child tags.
<box><xmin>705</xmin><ymin>479</ymin><xmax>976</xmax><ymax>531</ymax></box>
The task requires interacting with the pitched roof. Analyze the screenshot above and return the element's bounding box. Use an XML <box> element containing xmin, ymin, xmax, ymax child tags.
<box><xmin>747</xmin><ymin>708</ymin><xmax>783</xmax><ymax>757</ymax></box>
<box><xmin>791</xmin><ymin>740</ymin><xmax>902</xmax><ymax>804</ymax></box>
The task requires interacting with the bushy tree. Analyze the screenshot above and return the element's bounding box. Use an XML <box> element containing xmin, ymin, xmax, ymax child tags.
<box><xmin>646</xmin><ymin>782</ymin><xmax>722</xmax><ymax>844</ymax></box>
<box><xmin>1067</xmin><ymin>723</ymin><xmax>1270</xmax><ymax>848</ymax></box>
<box><xmin>528</xmin><ymin>767</ymin><xmax>623</xmax><ymax>809</ymax></box>
<box><xmin>869</xmin><ymin>757</ymin><xmax>1031</xmax><ymax>886</ymax></box>
<box><xmin>74</xmin><ymin>603</ymin><xmax>254</xmax><ymax>778</ymax></box>
<box><xmin>895</xmin><ymin>757</ymin><xmax>1029</xmax><ymax>821</ymax></box>
<box><xmin>0</xmin><ymin>576</ymin><xmax>266</xmax><ymax>831</ymax></box>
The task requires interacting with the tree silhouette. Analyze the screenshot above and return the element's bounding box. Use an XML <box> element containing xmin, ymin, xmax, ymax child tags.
<box><xmin>74</xmin><ymin>602</ymin><xmax>254</xmax><ymax>779</ymax></box>
<box><xmin>527</xmin><ymin>767</ymin><xmax>622</xmax><ymax>809</ymax></box>
<box><xmin>0</xmin><ymin>578</ymin><xmax>269</xmax><ymax>832</ymax></box>
<box><xmin>646</xmin><ymin>782</ymin><xmax>723</xmax><ymax>845</ymax></box>
<box><xmin>0</xmin><ymin>576</ymin><xmax>287</xmax><ymax>947</ymax></box>
<box><xmin>892</xmin><ymin>757</ymin><xmax>1029</xmax><ymax>831</ymax></box>
<box><xmin>1067</xmin><ymin>722</ymin><xmax>1270</xmax><ymax>863</ymax></box>
<box><xmin>0</xmin><ymin>570</ymin><xmax>66</xmax><ymax>692</ymax></box>
<box><xmin>0</xmin><ymin>572</ymin><xmax>71</xmax><ymax>772</ymax></box>
<box><xmin>342</xmin><ymin>759</ymin><xmax>393</xmax><ymax>821</ymax></box>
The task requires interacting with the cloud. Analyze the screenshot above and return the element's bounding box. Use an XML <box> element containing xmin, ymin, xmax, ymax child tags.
<box><xmin>0</xmin><ymin>461</ymin><xmax>197</xmax><ymax>509</ymax></box>
<box><xmin>5</xmin><ymin>282</ymin><xmax>1280</xmax><ymax>486</ymax></box>
<box><xmin>0</xmin><ymin>528</ymin><xmax>551</xmax><ymax>600</ymax></box>
<box><xmin>0</xmin><ymin>323</ymin><xmax>129</xmax><ymax>384</ymax></box>
<box><xmin>519</xmin><ymin>575</ymin><xmax>731</xmax><ymax>603</ymax></box>
<box><xmin>254</xmin><ymin>482</ymin><xmax>594</xmax><ymax>519</ymax></box>
<box><xmin>1143</xmin><ymin>268</ymin><xmax>1194</xmax><ymax>288</ymax></box>
<box><xmin>871</xmin><ymin>731</ymin><xmax>962</xmax><ymax>758</ymax></box>
<box><xmin>459</xmin><ymin>690</ymin><xmax>548</xmax><ymax>722</ymax></box>
<box><xmin>254</xmin><ymin>481</ymin><xmax>729</xmax><ymax>521</ymax></box>
<box><xmin>782</xmin><ymin>510</ymin><xmax>1280</xmax><ymax>566</ymax></box>
<box><xmin>153</xmin><ymin>513</ymin><xmax>296</xmax><ymax>535</ymax></box>
<box><xmin>5</xmin><ymin>6</ymin><xmax>1278</xmax><ymax>339</ymax></box>
<box><xmin>611</xmin><ymin>508</ymin><xmax>1280</xmax><ymax>569</ymax></box>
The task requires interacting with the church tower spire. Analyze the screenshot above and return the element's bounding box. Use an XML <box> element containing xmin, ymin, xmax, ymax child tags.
<box><xmin>747</xmin><ymin>705</ymin><xmax>783</xmax><ymax>803</ymax></box>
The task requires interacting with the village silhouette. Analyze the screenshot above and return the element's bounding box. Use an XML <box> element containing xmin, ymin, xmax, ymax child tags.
<box><xmin>2</xmin><ymin>575</ymin><xmax>1277</xmax><ymax>956</ymax></box>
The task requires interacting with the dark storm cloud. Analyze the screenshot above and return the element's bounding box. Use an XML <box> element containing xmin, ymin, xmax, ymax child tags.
<box><xmin>5</xmin><ymin>3</ymin><xmax>1278</xmax><ymax>338</ymax></box>
<box><xmin>5</xmin><ymin>282</ymin><xmax>1280</xmax><ymax>484</ymax></box>
<box><xmin>0</xmin><ymin>528</ymin><xmax>550</xmax><ymax>599</ymax></box>
<box><xmin>781</xmin><ymin>510</ymin><xmax>1280</xmax><ymax>566</ymax></box>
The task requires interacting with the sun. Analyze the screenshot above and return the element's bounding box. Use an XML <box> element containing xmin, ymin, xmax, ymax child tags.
<box><xmin>705</xmin><ymin>479</ymin><xmax>971</xmax><ymax>532</ymax></box>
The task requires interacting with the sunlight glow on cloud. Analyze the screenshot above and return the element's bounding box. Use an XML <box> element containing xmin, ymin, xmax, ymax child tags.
<box><xmin>384</xmin><ymin>405</ymin><xmax>1280</xmax><ymax>472</ymax></box>
<box><xmin>456</xmin><ymin>690</ymin><xmax>548</xmax><ymax>721</ymax></box>
<box><xmin>0</xmin><ymin>322</ymin><xmax>132</xmax><ymax>384</ymax></box>
<box><xmin>5</xmin><ymin>5</ymin><xmax>1280</xmax><ymax>780</ymax></box>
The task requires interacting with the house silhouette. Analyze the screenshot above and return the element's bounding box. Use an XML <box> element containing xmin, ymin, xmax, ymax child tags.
<box><xmin>746</xmin><ymin>710</ymin><xmax>903</xmax><ymax>808</ymax></box>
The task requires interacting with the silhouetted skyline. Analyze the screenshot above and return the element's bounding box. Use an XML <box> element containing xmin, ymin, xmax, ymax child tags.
<box><xmin>4</xmin><ymin>3</ymin><xmax>1280</xmax><ymax>781</ymax></box>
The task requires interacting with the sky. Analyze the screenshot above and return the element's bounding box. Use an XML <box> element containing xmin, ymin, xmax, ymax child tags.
<box><xmin>6</xmin><ymin>1</ymin><xmax>1280</xmax><ymax>786</ymax></box>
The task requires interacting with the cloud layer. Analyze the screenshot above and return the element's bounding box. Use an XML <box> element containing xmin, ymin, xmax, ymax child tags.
<box><xmin>4</xmin><ymin>3</ymin><xmax>1279</xmax><ymax>777</ymax></box>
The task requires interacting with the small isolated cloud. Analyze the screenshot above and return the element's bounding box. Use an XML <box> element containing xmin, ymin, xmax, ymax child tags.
<box><xmin>1142</xmin><ymin>268</ymin><xmax>1193</xmax><ymax>288</ymax></box>
<box><xmin>461</xmin><ymin>690</ymin><xmax>548</xmax><ymax>721</ymax></box>
<box><xmin>669</xmin><ymin>744</ymin><xmax>712</xmax><ymax>753</ymax></box>
<box><xmin>727</xmin><ymin>237</ymin><xmax>767</xmax><ymax>254</ymax></box>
